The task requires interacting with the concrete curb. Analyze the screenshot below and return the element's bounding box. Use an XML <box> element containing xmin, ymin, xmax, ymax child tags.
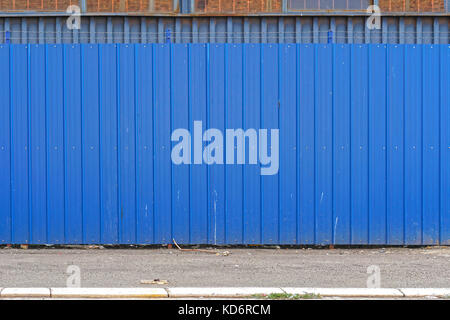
<box><xmin>282</xmin><ymin>287</ymin><xmax>405</xmax><ymax>297</ymax></box>
<box><xmin>0</xmin><ymin>287</ymin><xmax>449</xmax><ymax>299</ymax></box>
<box><xmin>0</xmin><ymin>288</ymin><xmax>51</xmax><ymax>298</ymax></box>
<box><xmin>50</xmin><ymin>288</ymin><xmax>168</xmax><ymax>299</ymax></box>
<box><xmin>166</xmin><ymin>287</ymin><xmax>285</xmax><ymax>298</ymax></box>
<box><xmin>399</xmin><ymin>288</ymin><xmax>450</xmax><ymax>298</ymax></box>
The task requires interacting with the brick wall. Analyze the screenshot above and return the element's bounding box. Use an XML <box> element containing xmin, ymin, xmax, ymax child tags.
<box><xmin>86</xmin><ymin>0</ymin><xmax>174</xmax><ymax>12</ymax></box>
<box><xmin>0</xmin><ymin>0</ymin><xmax>74</xmax><ymax>11</ymax></box>
<box><xmin>379</xmin><ymin>0</ymin><xmax>446</xmax><ymax>12</ymax></box>
<box><xmin>0</xmin><ymin>0</ymin><xmax>174</xmax><ymax>12</ymax></box>
<box><xmin>0</xmin><ymin>0</ymin><xmax>446</xmax><ymax>12</ymax></box>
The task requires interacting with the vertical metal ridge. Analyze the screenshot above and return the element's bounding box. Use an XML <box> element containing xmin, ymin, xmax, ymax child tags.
<box><xmin>63</xmin><ymin>44</ymin><xmax>69</xmax><ymax>243</ymax></box>
<box><xmin>116</xmin><ymin>43</ymin><xmax>121</xmax><ymax>243</ymax></box>
<box><xmin>402</xmin><ymin>44</ymin><xmax>406</xmax><ymax>245</ymax></box>
<box><xmin>27</xmin><ymin>43</ymin><xmax>32</xmax><ymax>243</ymax></box>
<box><xmin>331</xmin><ymin>43</ymin><xmax>335</xmax><ymax>244</ymax></box>
<box><xmin>9</xmin><ymin>45</ymin><xmax>14</xmax><ymax>243</ymax></box>
<box><xmin>62</xmin><ymin>44</ymin><xmax>67</xmax><ymax>243</ymax></box>
<box><xmin>223</xmin><ymin>43</ymin><xmax>227</xmax><ymax>243</ymax></box>
<box><xmin>241</xmin><ymin>43</ymin><xmax>245</xmax><ymax>243</ymax></box>
<box><xmin>259</xmin><ymin>43</ymin><xmax>263</xmax><ymax>244</ymax></box>
<box><xmin>295</xmin><ymin>43</ymin><xmax>300</xmax><ymax>244</ymax></box>
<box><xmin>151</xmin><ymin>43</ymin><xmax>156</xmax><ymax>244</ymax></box>
<box><xmin>295</xmin><ymin>17</ymin><xmax>301</xmax><ymax>44</ymax></box>
<box><xmin>134</xmin><ymin>44</ymin><xmax>138</xmax><ymax>243</ymax></box>
<box><xmin>313</xmin><ymin>43</ymin><xmax>317</xmax><ymax>244</ymax></box>
<box><xmin>169</xmin><ymin>42</ymin><xmax>174</xmax><ymax>242</ymax></box>
<box><xmin>98</xmin><ymin>44</ymin><xmax>103</xmax><ymax>243</ymax></box>
<box><xmin>79</xmin><ymin>43</ymin><xmax>85</xmax><ymax>243</ymax></box>
<box><xmin>383</xmin><ymin>43</ymin><xmax>387</xmax><ymax>244</ymax></box>
<box><xmin>367</xmin><ymin>44</ymin><xmax>371</xmax><ymax>243</ymax></box>
<box><xmin>438</xmin><ymin>44</ymin><xmax>442</xmax><ymax>244</ymax></box>
<box><xmin>420</xmin><ymin>44</ymin><xmax>424</xmax><ymax>245</ymax></box>
<box><xmin>277</xmin><ymin>43</ymin><xmax>281</xmax><ymax>244</ymax></box>
<box><xmin>349</xmin><ymin>43</ymin><xmax>353</xmax><ymax>244</ymax></box>
<box><xmin>44</xmin><ymin>44</ymin><xmax>49</xmax><ymax>243</ymax></box>
<box><xmin>205</xmin><ymin>42</ymin><xmax>210</xmax><ymax>243</ymax></box>
<box><xmin>187</xmin><ymin>43</ymin><xmax>192</xmax><ymax>243</ymax></box>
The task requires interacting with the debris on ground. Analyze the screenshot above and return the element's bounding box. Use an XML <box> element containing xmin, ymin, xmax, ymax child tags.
<box><xmin>140</xmin><ymin>279</ymin><xmax>169</xmax><ymax>285</ymax></box>
<box><xmin>86</xmin><ymin>245</ymin><xmax>105</xmax><ymax>250</ymax></box>
<box><xmin>173</xmin><ymin>239</ymin><xmax>231</xmax><ymax>256</ymax></box>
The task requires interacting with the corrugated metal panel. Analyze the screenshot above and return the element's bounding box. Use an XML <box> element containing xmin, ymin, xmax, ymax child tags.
<box><xmin>0</xmin><ymin>15</ymin><xmax>448</xmax><ymax>44</ymax></box>
<box><xmin>0</xmin><ymin>43</ymin><xmax>448</xmax><ymax>245</ymax></box>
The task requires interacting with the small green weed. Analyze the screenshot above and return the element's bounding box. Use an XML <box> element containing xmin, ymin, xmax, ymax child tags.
<box><xmin>253</xmin><ymin>292</ymin><xmax>321</xmax><ymax>300</ymax></box>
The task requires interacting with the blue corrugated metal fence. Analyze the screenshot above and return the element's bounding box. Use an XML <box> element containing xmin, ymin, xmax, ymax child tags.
<box><xmin>0</xmin><ymin>43</ymin><xmax>449</xmax><ymax>245</ymax></box>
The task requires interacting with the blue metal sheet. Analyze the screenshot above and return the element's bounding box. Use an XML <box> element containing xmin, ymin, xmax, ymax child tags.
<box><xmin>30</xmin><ymin>44</ymin><xmax>47</xmax><ymax>243</ymax></box>
<box><xmin>442</xmin><ymin>44</ymin><xmax>450</xmax><ymax>244</ymax></box>
<box><xmin>0</xmin><ymin>45</ymin><xmax>11</xmax><ymax>244</ymax></box>
<box><xmin>0</xmin><ymin>43</ymin><xmax>449</xmax><ymax>245</ymax></box>
<box><xmin>298</xmin><ymin>44</ymin><xmax>315</xmax><ymax>244</ymax></box>
<box><xmin>387</xmin><ymin>44</ymin><xmax>405</xmax><ymax>244</ymax></box>
<box><xmin>333</xmin><ymin>44</ymin><xmax>351</xmax><ymax>244</ymax></box>
<box><xmin>64</xmin><ymin>44</ymin><xmax>83</xmax><ymax>244</ymax></box>
<box><xmin>351</xmin><ymin>44</ymin><xmax>369</xmax><ymax>244</ymax></box>
<box><xmin>82</xmin><ymin>44</ymin><xmax>101</xmax><ymax>243</ymax></box>
<box><xmin>11</xmin><ymin>45</ymin><xmax>29</xmax><ymax>243</ymax></box>
<box><xmin>261</xmin><ymin>44</ymin><xmax>279</xmax><ymax>244</ymax></box>
<box><xmin>209</xmin><ymin>44</ymin><xmax>226</xmax><ymax>244</ymax></box>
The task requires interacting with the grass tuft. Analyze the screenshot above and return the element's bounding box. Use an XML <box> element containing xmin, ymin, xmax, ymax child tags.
<box><xmin>253</xmin><ymin>292</ymin><xmax>321</xmax><ymax>300</ymax></box>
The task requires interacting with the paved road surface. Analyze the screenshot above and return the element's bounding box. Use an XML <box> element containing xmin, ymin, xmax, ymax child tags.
<box><xmin>1</xmin><ymin>246</ymin><xmax>449</xmax><ymax>288</ymax></box>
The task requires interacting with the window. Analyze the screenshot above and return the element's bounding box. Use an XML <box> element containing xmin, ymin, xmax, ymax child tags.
<box><xmin>194</xmin><ymin>0</ymin><xmax>282</xmax><ymax>13</ymax></box>
<box><xmin>288</xmin><ymin>0</ymin><xmax>372</xmax><ymax>10</ymax></box>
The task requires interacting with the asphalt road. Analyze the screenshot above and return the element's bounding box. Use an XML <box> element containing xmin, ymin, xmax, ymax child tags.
<box><xmin>1</xmin><ymin>246</ymin><xmax>449</xmax><ymax>288</ymax></box>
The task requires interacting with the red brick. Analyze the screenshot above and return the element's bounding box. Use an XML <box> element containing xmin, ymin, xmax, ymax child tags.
<box><xmin>0</xmin><ymin>0</ymin><xmax>445</xmax><ymax>13</ymax></box>
<box><xmin>379</xmin><ymin>0</ymin><xmax>445</xmax><ymax>12</ymax></box>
